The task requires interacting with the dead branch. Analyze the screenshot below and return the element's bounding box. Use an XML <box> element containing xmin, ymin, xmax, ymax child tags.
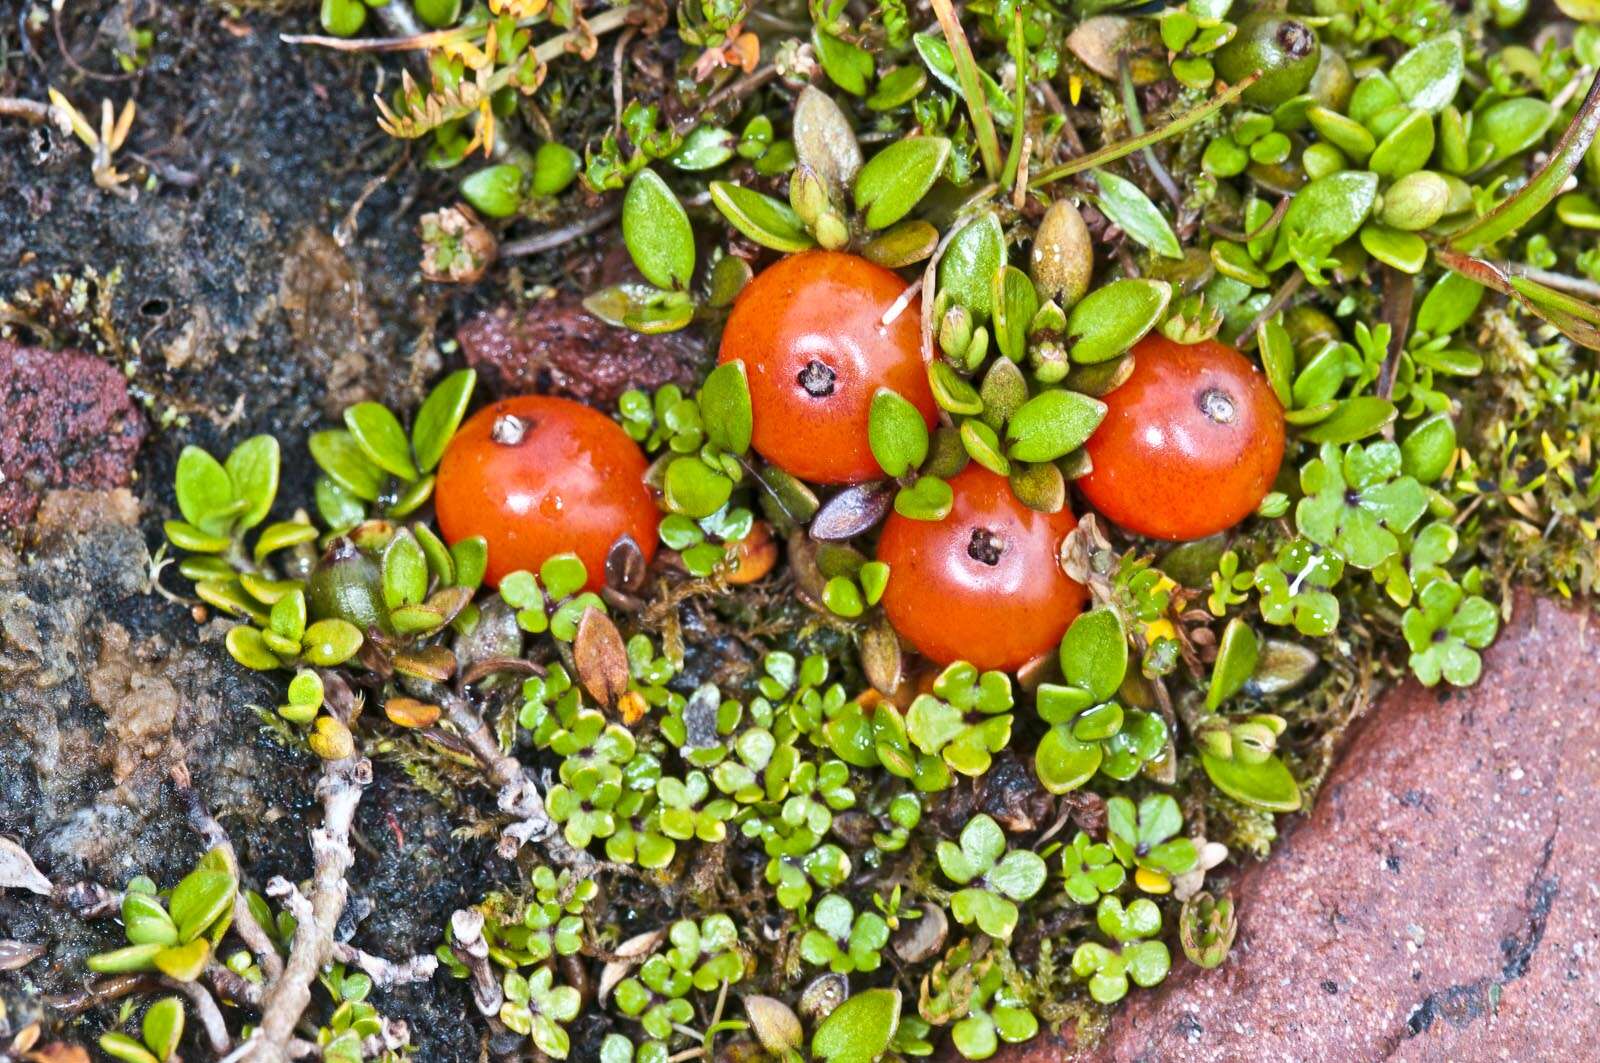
<box><xmin>438</xmin><ymin>690</ymin><xmax>596</xmax><ymax>871</ymax></box>
<box><xmin>229</xmin><ymin>757</ymin><xmax>372</xmax><ymax>1063</ymax></box>
<box><xmin>447</xmin><ymin>908</ymin><xmax>503</xmax><ymax>1017</ymax></box>
<box><xmin>330</xmin><ymin>942</ymin><xmax>438</xmax><ymax>990</ymax></box>
<box><xmin>160</xmin><ymin>976</ymin><xmax>233</xmax><ymax>1056</ymax></box>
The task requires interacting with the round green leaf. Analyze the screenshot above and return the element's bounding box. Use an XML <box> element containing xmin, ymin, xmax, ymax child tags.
<box><xmin>893</xmin><ymin>476</ymin><xmax>952</xmax><ymax>521</ymax></box>
<box><xmin>300</xmin><ymin>619</ymin><xmax>364</xmax><ymax>667</ymax></box>
<box><xmin>623</xmin><ymin>168</ymin><xmax>695</xmax><ymax>290</ymax></box>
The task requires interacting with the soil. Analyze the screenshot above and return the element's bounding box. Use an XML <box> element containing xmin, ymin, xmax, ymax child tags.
<box><xmin>0</xmin><ymin>4</ymin><xmax>539</xmax><ymax>1057</ymax></box>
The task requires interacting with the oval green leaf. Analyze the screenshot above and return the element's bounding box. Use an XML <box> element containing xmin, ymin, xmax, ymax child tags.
<box><xmin>622</xmin><ymin>168</ymin><xmax>695</xmax><ymax>290</ymax></box>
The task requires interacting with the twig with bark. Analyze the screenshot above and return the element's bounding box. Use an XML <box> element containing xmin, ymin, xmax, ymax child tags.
<box><xmin>228</xmin><ymin>757</ymin><xmax>372</xmax><ymax>1063</ymax></box>
<box><xmin>439</xmin><ymin>690</ymin><xmax>597</xmax><ymax>871</ymax></box>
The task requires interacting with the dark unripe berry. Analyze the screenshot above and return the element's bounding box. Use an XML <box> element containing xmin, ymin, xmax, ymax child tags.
<box><xmin>1215</xmin><ymin>13</ymin><xmax>1322</xmax><ymax>107</ymax></box>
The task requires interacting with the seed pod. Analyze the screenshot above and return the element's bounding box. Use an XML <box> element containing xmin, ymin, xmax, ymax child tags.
<box><xmin>1379</xmin><ymin>170</ymin><xmax>1451</xmax><ymax>230</ymax></box>
<box><xmin>308</xmin><ymin>537</ymin><xmax>390</xmax><ymax>634</ymax></box>
<box><xmin>1216</xmin><ymin>13</ymin><xmax>1321</xmax><ymax>107</ymax></box>
<box><xmin>1030</xmin><ymin>199</ymin><xmax>1094</xmax><ymax>309</ymax></box>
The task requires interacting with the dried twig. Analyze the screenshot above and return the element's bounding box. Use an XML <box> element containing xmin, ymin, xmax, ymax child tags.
<box><xmin>498</xmin><ymin>203</ymin><xmax>621</xmax><ymax>259</ymax></box>
<box><xmin>439</xmin><ymin>690</ymin><xmax>595</xmax><ymax>870</ymax></box>
<box><xmin>230</xmin><ymin>757</ymin><xmax>372</xmax><ymax>1063</ymax></box>
<box><xmin>331</xmin><ymin>942</ymin><xmax>438</xmax><ymax>990</ymax></box>
<box><xmin>0</xmin><ymin>97</ymin><xmax>52</xmax><ymax>123</ymax></box>
<box><xmin>172</xmin><ymin>764</ymin><xmax>286</xmax><ymax>984</ymax></box>
<box><xmin>447</xmin><ymin>909</ymin><xmax>504</xmax><ymax>1017</ymax></box>
<box><xmin>161</xmin><ymin>976</ymin><xmax>233</xmax><ymax>1056</ymax></box>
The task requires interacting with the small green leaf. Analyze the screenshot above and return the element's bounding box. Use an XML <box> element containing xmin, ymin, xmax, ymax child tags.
<box><xmin>383</xmin><ymin>531</ymin><xmax>429</xmax><ymax>609</ymax></box>
<box><xmin>142</xmin><ymin>996</ymin><xmax>185</xmax><ymax>1062</ymax></box>
<box><xmin>709</xmin><ymin>182</ymin><xmax>816</xmax><ymax>253</ymax></box>
<box><xmin>1058</xmin><ymin>608</ymin><xmax>1128</xmax><ymax>703</ymax></box>
<box><xmin>345</xmin><ymin>402</ymin><xmax>418</xmax><ymax>481</ymax></box>
<box><xmin>224</xmin><ymin>436</ymin><xmax>280</xmax><ymax>532</ymax></box>
<box><xmin>87</xmin><ymin>943</ymin><xmax>163</xmax><ymax>975</ymax></box>
<box><xmin>412</xmin><ymin>369</ymin><xmax>477</xmax><ymax>474</ymax></box>
<box><xmin>1201</xmin><ymin>752</ymin><xmax>1302</xmax><ymax>812</ymax></box>
<box><xmin>1090</xmin><ymin>170</ymin><xmax>1181</xmax><ymax>259</ymax></box>
<box><xmin>300</xmin><ymin>619</ymin><xmax>364</xmax><ymax>668</ymax></box>
<box><xmin>992</xmin><ymin>266</ymin><xmax>1040</xmax><ymax>363</ymax></box>
<box><xmin>1401</xmin><ymin>412</ymin><xmax>1456</xmax><ymax>484</ymax></box>
<box><xmin>460</xmin><ymin>163</ymin><xmax>524</xmax><ymax>218</ymax></box>
<box><xmin>623</xmin><ymin>168</ymin><xmax>696</xmax><ymax>290</ymax></box>
<box><xmin>854</xmin><ymin>136</ymin><xmax>952</xmax><ymax>230</ymax></box>
<box><xmin>869</xmin><ymin>388</ymin><xmax>931</xmax><ymax>478</ymax></box>
<box><xmin>1006</xmin><ymin>390</ymin><xmax>1107</xmax><ymax>463</ymax></box>
<box><xmin>938</xmin><ymin>213</ymin><xmax>1005</xmax><ymax>318</ymax></box>
<box><xmin>168</xmin><ymin>868</ymin><xmax>235</xmax><ymax>944</ymax></box>
<box><xmin>1298</xmin><ymin>396</ymin><xmax>1397</xmax><ymax>444</ymax></box>
<box><xmin>1206</xmin><ymin>618</ymin><xmax>1259</xmax><ymax>710</ymax></box>
<box><xmin>669</xmin><ymin>125</ymin><xmax>736</xmax><ymax>171</ymax></box>
<box><xmin>1391</xmin><ymin>33</ymin><xmax>1463</xmax><ymax>114</ymax></box>
<box><xmin>531</xmin><ymin>141</ymin><xmax>581</xmax><ymax>196</ymax></box>
<box><xmin>813</xmin><ymin>988</ymin><xmax>902</xmax><ymax>1063</ymax></box>
<box><xmin>894</xmin><ymin>476</ymin><xmax>952</xmax><ymax>521</ymax></box>
<box><xmin>812</xmin><ymin>26</ymin><xmax>874</xmax><ymax>96</ymax></box>
<box><xmin>1067</xmin><ymin>279</ymin><xmax>1171</xmax><ymax>364</ymax></box>
<box><xmin>99</xmin><ymin>1032</ymin><xmax>160</xmax><ymax>1063</ymax></box>
<box><xmin>699</xmin><ymin>360</ymin><xmax>753</xmax><ymax>456</ymax></box>
<box><xmin>153</xmin><ymin>939</ymin><xmax>209</xmax><ymax>982</ymax></box>
<box><xmin>665</xmin><ymin>457</ymin><xmax>733</xmax><ymax>519</ymax></box>
<box><xmin>309</xmin><ymin>430</ymin><xmax>386</xmax><ymax>502</ymax></box>
<box><xmin>1279</xmin><ymin>170</ymin><xmax>1379</xmax><ymax>281</ymax></box>
<box><xmin>176</xmin><ymin>446</ymin><xmax>238</xmax><ymax>536</ymax></box>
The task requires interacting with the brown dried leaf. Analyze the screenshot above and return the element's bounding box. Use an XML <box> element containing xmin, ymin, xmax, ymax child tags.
<box><xmin>392</xmin><ymin>645</ymin><xmax>457</xmax><ymax>683</ymax></box>
<box><xmin>0</xmin><ymin>837</ymin><xmax>52</xmax><ymax>895</ymax></box>
<box><xmin>861</xmin><ymin>616</ymin><xmax>904</xmax><ymax>696</ymax></box>
<box><xmin>574</xmin><ymin>607</ymin><xmax>629</xmax><ymax>708</ymax></box>
<box><xmin>385</xmin><ymin>697</ymin><xmax>442</xmax><ymax>729</ymax></box>
<box><xmin>1</xmin><ymin>940</ymin><xmax>46</xmax><ymax>971</ymax></box>
<box><xmin>810</xmin><ymin>482</ymin><xmax>894</xmax><ymax>542</ymax></box>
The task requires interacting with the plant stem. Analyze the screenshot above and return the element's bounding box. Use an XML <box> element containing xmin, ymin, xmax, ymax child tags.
<box><xmin>929</xmin><ymin>0</ymin><xmax>1003</xmax><ymax>181</ymax></box>
<box><xmin>1119</xmin><ymin>56</ymin><xmax>1184</xmax><ymax>208</ymax></box>
<box><xmin>0</xmin><ymin>96</ymin><xmax>52</xmax><ymax>123</ymax></box>
<box><xmin>1030</xmin><ymin>74</ymin><xmax>1259</xmax><ymax>189</ymax></box>
<box><xmin>1446</xmin><ymin>70</ymin><xmax>1600</xmax><ymax>252</ymax></box>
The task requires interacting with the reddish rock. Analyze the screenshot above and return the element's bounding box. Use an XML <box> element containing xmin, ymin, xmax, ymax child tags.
<box><xmin>1085</xmin><ymin>594</ymin><xmax>1599</xmax><ymax>1061</ymax></box>
<box><xmin>0</xmin><ymin>343</ymin><xmax>146</xmax><ymax>529</ymax></box>
<box><xmin>457</xmin><ymin>298</ymin><xmax>710</xmax><ymax>406</ymax></box>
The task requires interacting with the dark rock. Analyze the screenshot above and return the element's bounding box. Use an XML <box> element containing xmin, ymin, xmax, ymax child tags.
<box><xmin>458</xmin><ymin>298</ymin><xmax>711</xmax><ymax>406</ymax></box>
<box><xmin>1087</xmin><ymin>593</ymin><xmax>1599</xmax><ymax>1061</ymax></box>
<box><xmin>0</xmin><ymin>344</ymin><xmax>145</xmax><ymax>530</ymax></box>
